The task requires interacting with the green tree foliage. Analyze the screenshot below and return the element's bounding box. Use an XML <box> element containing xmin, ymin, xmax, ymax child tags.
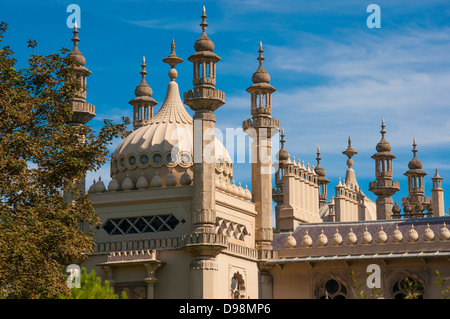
<box><xmin>0</xmin><ymin>22</ymin><xmax>130</xmax><ymax>298</ymax></box>
<box><xmin>60</xmin><ymin>267</ymin><xmax>127</xmax><ymax>299</ymax></box>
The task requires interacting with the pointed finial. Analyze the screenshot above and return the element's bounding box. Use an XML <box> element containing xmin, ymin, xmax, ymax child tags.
<box><xmin>316</xmin><ymin>146</ymin><xmax>322</xmax><ymax>163</ymax></box>
<box><xmin>140</xmin><ymin>56</ymin><xmax>147</xmax><ymax>79</ymax></box>
<box><xmin>72</xmin><ymin>21</ymin><xmax>80</xmax><ymax>48</ymax></box>
<box><xmin>380</xmin><ymin>118</ymin><xmax>386</xmax><ymax>137</ymax></box>
<box><xmin>200</xmin><ymin>5</ymin><xmax>208</xmax><ymax>32</ymax></box>
<box><xmin>257</xmin><ymin>41</ymin><xmax>265</xmax><ymax>66</ymax></box>
<box><xmin>412</xmin><ymin>137</ymin><xmax>418</xmax><ymax>158</ymax></box>
<box><xmin>162</xmin><ymin>39</ymin><xmax>183</xmax><ymax>80</ymax></box>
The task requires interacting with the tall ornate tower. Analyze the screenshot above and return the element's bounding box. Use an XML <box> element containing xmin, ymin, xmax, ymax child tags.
<box><xmin>129</xmin><ymin>57</ymin><xmax>158</xmax><ymax>129</ymax></box>
<box><xmin>64</xmin><ymin>23</ymin><xmax>95</xmax><ymax>202</ymax></box>
<box><xmin>402</xmin><ymin>138</ymin><xmax>432</xmax><ymax>217</ymax></box>
<box><xmin>242</xmin><ymin>42</ymin><xmax>280</xmax><ymax>251</ymax></box>
<box><xmin>315</xmin><ymin>146</ymin><xmax>330</xmax><ymax>208</ymax></box>
<box><xmin>67</xmin><ymin>23</ymin><xmax>95</xmax><ymax>127</ymax></box>
<box><xmin>182</xmin><ymin>7</ymin><xmax>227</xmax><ymax>299</ymax></box>
<box><xmin>431</xmin><ymin>169</ymin><xmax>445</xmax><ymax>217</ymax></box>
<box><xmin>369</xmin><ymin>119</ymin><xmax>400</xmax><ymax>219</ymax></box>
<box><xmin>183</xmin><ymin>6</ymin><xmax>225</xmax><ymax>234</ymax></box>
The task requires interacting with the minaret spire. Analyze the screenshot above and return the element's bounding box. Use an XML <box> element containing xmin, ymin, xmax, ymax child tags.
<box><xmin>369</xmin><ymin>119</ymin><xmax>400</xmax><ymax>219</ymax></box>
<box><xmin>243</xmin><ymin>42</ymin><xmax>280</xmax><ymax>250</ymax></box>
<box><xmin>129</xmin><ymin>56</ymin><xmax>157</xmax><ymax>129</ymax></box>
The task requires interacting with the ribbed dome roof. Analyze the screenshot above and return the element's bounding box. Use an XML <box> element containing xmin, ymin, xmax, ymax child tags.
<box><xmin>111</xmin><ymin>79</ymin><xmax>232</xmax><ymax>187</ymax></box>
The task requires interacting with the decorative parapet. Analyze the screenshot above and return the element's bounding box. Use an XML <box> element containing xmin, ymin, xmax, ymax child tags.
<box><xmin>242</xmin><ymin>117</ymin><xmax>280</xmax><ymax>131</ymax></box>
<box><xmin>273</xmin><ymin>218</ymin><xmax>450</xmax><ymax>261</ymax></box>
<box><xmin>106</xmin><ymin>249</ymin><xmax>158</xmax><ymax>264</ymax></box>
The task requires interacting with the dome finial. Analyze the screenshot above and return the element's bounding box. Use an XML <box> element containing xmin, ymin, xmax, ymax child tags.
<box><xmin>258</xmin><ymin>41</ymin><xmax>265</xmax><ymax>66</ymax></box>
<box><xmin>200</xmin><ymin>5</ymin><xmax>208</xmax><ymax>33</ymax></box>
<box><xmin>140</xmin><ymin>56</ymin><xmax>147</xmax><ymax>80</ymax></box>
<box><xmin>412</xmin><ymin>137</ymin><xmax>418</xmax><ymax>158</ymax></box>
<box><xmin>381</xmin><ymin>118</ymin><xmax>386</xmax><ymax>138</ymax></box>
<box><xmin>163</xmin><ymin>39</ymin><xmax>184</xmax><ymax>81</ymax></box>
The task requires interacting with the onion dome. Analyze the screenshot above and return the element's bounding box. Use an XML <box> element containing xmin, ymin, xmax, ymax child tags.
<box><xmin>180</xmin><ymin>170</ymin><xmax>192</xmax><ymax>186</ymax></box>
<box><xmin>406</xmin><ymin>224</ymin><xmax>419</xmax><ymax>242</ymax></box>
<box><xmin>301</xmin><ymin>231</ymin><xmax>313</xmax><ymax>248</ymax></box>
<box><xmin>94</xmin><ymin>177</ymin><xmax>106</xmax><ymax>193</ymax></box>
<box><xmin>346</xmin><ymin>228</ymin><xmax>357</xmax><ymax>245</ymax></box>
<box><xmin>165</xmin><ymin>171</ymin><xmax>177</xmax><ymax>187</ymax></box>
<box><xmin>331</xmin><ymin>229</ymin><xmax>343</xmax><ymax>246</ymax></box>
<box><xmin>194</xmin><ymin>6</ymin><xmax>215</xmax><ymax>52</ymax></box>
<box><xmin>122</xmin><ymin>174</ymin><xmax>134</xmax><ymax>191</ymax></box>
<box><xmin>392</xmin><ymin>202</ymin><xmax>402</xmax><ymax>215</ymax></box>
<box><xmin>88</xmin><ymin>179</ymin><xmax>96</xmax><ymax>194</ymax></box>
<box><xmin>135</xmin><ymin>57</ymin><xmax>154</xmax><ymax>97</ymax></box>
<box><xmin>277</xmin><ymin>129</ymin><xmax>290</xmax><ymax>162</ymax></box>
<box><xmin>136</xmin><ymin>173</ymin><xmax>149</xmax><ymax>189</ymax></box>
<box><xmin>251</xmin><ymin>42</ymin><xmax>271</xmax><ymax>84</ymax></box>
<box><xmin>150</xmin><ymin>172</ymin><xmax>163</xmax><ymax>188</ymax></box>
<box><xmin>422</xmin><ymin>224</ymin><xmax>435</xmax><ymax>242</ymax></box>
<box><xmin>361</xmin><ymin>227</ymin><xmax>373</xmax><ymax>245</ymax></box>
<box><xmin>408</xmin><ymin>138</ymin><xmax>423</xmax><ymax>170</ymax></box>
<box><xmin>375</xmin><ymin>119</ymin><xmax>392</xmax><ymax>153</ymax></box>
<box><xmin>316</xmin><ymin>229</ymin><xmax>328</xmax><ymax>247</ymax></box>
<box><xmin>111</xmin><ymin>40</ymin><xmax>232</xmax><ymax>189</ymax></box>
<box><xmin>439</xmin><ymin>223</ymin><xmax>450</xmax><ymax>241</ymax></box>
<box><xmin>391</xmin><ymin>225</ymin><xmax>403</xmax><ymax>243</ymax></box>
<box><xmin>314</xmin><ymin>146</ymin><xmax>326</xmax><ymax>177</ymax></box>
<box><xmin>285</xmin><ymin>232</ymin><xmax>297</xmax><ymax>249</ymax></box>
<box><xmin>376</xmin><ymin>226</ymin><xmax>388</xmax><ymax>244</ymax></box>
<box><xmin>108</xmin><ymin>176</ymin><xmax>120</xmax><ymax>192</ymax></box>
<box><xmin>67</xmin><ymin>22</ymin><xmax>86</xmax><ymax>67</ymax></box>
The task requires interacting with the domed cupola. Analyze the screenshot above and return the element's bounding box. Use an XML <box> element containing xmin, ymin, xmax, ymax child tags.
<box><xmin>110</xmin><ymin>40</ymin><xmax>232</xmax><ymax>190</ymax></box>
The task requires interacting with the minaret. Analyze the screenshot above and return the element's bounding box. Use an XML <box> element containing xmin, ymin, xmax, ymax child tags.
<box><xmin>273</xmin><ymin>129</ymin><xmax>290</xmax><ymax>232</ymax></box>
<box><xmin>182</xmin><ymin>8</ymin><xmax>227</xmax><ymax>299</ymax></box>
<box><xmin>64</xmin><ymin>23</ymin><xmax>95</xmax><ymax>204</ymax></box>
<box><xmin>432</xmin><ymin>169</ymin><xmax>445</xmax><ymax>217</ymax></box>
<box><xmin>183</xmin><ymin>6</ymin><xmax>225</xmax><ymax>234</ymax></box>
<box><xmin>402</xmin><ymin>138</ymin><xmax>432</xmax><ymax>217</ymax></box>
<box><xmin>129</xmin><ymin>56</ymin><xmax>158</xmax><ymax>129</ymax></box>
<box><xmin>314</xmin><ymin>146</ymin><xmax>330</xmax><ymax>208</ymax></box>
<box><xmin>369</xmin><ymin>119</ymin><xmax>400</xmax><ymax>219</ymax></box>
<box><xmin>243</xmin><ymin>42</ymin><xmax>280</xmax><ymax>251</ymax></box>
<box><xmin>67</xmin><ymin>22</ymin><xmax>95</xmax><ymax>127</ymax></box>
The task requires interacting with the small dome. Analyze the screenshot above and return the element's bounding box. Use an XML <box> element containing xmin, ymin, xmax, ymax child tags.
<box><xmin>392</xmin><ymin>203</ymin><xmax>402</xmax><ymax>214</ymax></box>
<box><xmin>88</xmin><ymin>179</ymin><xmax>96</xmax><ymax>194</ymax></box>
<box><xmin>439</xmin><ymin>223</ymin><xmax>450</xmax><ymax>241</ymax></box>
<box><xmin>150</xmin><ymin>172</ymin><xmax>163</xmax><ymax>188</ymax></box>
<box><xmin>122</xmin><ymin>174</ymin><xmax>134</xmax><ymax>191</ymax></box>
<box><xmin>316</xmin><ymin>229</ymin><xmax>328</xmax><ymax>247</ymax></box>
<box><xmin>244</xmin><ymin>185</ymin><xmax>252</xmax><ymax>201</ymax></box>
<box><xmin>108</xmin><ymin>176</ymin><xmax>120</xmax><ymax>192</ymax></box>
<box><xmin>136</xmin><ymin>173</ymin><xmax>149</xmax><ymax>189</ymax></box>
<box><xmin>252</xmin><ymin>66</ymin><xmax>271</xmax><ymax>84</ymax></box>
<box><xmin>194</xmin><ymin>32</ymin><xmax>215</xmax><ymax>52</ymax></box>
<box><xmin>376</xmin><ymin>227</ymin><xmax>388</xmax><ymax>244</ymax></box>
<box><xmin>314</xmin><ymin>164</ymin><xmax>326</xmax><ymax>177</ymax></box>
<box><xmin>346</xmin><ymin>228</ymin><xmax>357</xmax><ymax>245</ymax></box>
<box><xmin>331</xmin><ymin>229</ymin><xmax>343</xmax><ymax>246</ymax></box>
<box><xmin>94</xmin><ymin>177</ymin><xmax>106</xmax><ymax>193</ymax></box>
<box><xmin>406</xmin><ymin>225</ymin><xmax>419</xmax><ymax>242</ymax></box>
<box><xmin>391</xmin><ymin>225</ymin><xmax>403</xmax><ymax>243</ymax></box>
<box><xmin>135</xmin><ymin>79</ymin><xmax>153</xmax><ymax>97</ymax></box>
<box><xmin>422</xmin><ymin>224</ymin><xmax>435</xmax><ymax>242</ymax></box>
<box><xmin>408</xmin><ymin>157</ymin><xmax>423</xmax><ymax>170</ymax></box>
<box><xmin>301</xmin><ymin>231</ymin><xmax>313</xmax><ymax>248</ymax></box>
<box><xmin>285</xmin><ymin>232</ymin><xmax>297</xmax><ymax>249</ymax></box>
<box><xmin>277</xmin><ymin>147</ymin><xmax>290</xmax><ymax>162</ymax></box>
<box><xmin>180</xmin><ymin>170</ymin><xmax>192</xmax><ymax>186</ymax></box>
<box><xmin>361</xmin><ymin>227</ymin><xmax>373</xmax><ymax>245</ymax></box>
<box><xmin>165</xmin><ymin>171</ymin><xmax>177</xmax><ymax>187</ymax></box>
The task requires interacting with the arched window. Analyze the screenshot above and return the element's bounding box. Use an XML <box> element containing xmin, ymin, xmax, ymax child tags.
<box><xmin>230</xmin><ymin>272</ymin><xmax>245</xmax><ymax>299</ymax></box>
<box><xmin>316</xmin><ymin>278</ymin><xmax>348</xmax><ymax>299</ymax></box>
<box><xmin>392</xmin><ymin>276</ymin><xmax>424</xmax><ymax>299</ymax></box>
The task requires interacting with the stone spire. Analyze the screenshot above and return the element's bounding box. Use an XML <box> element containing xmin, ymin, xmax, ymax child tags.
<box><xmin>402</xmin><ymin>138</ymin><xmax>431</xmax><ymax>218</ymax></box>
<box><xmin>152</xmin><ymin>40</ymin><xmax>191</xmax><ymax>125</ymax></box>
<box><xmin>369</xmin><ymin>119</ymin><xmax>400</xmax><ymax>220</ymax></box>
<box><xmin>243</xmin><ymin>42</ymin><xmax>280</xmax><ymax>251</ymax></box>
<box><xmin>432</xmin><ymin>169</ymin><xmax>445</xmax><ymax>217</ymax></box>
<box><xmin>129</xmin><ymin>56</ymin><xmax>158</xmax><ymax>129</ymax></box>
<box><xmin>183</xmin><ymin>6</ymin><xmax>225</xmax><ymax>233</ymax></box>
<box><xmin>315</xmin><ymin>146</ymin><xmax>330</xmax><ymax>208</ymax></box>
<box><xmin>66</xmin><ymin>22</ymin><xmax>95</xmax><ymax>126</ymax></box>
<box><xmin>342</xmin><ymin>136</ymin><xmax>358</xmax><ymax>187</ymax></box>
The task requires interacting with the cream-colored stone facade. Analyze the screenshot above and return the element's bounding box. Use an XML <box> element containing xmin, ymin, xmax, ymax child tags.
<box><xmin>68</xmin><ymin>8</ymin><xmax>450</xmax><ymax>299</ymax></box>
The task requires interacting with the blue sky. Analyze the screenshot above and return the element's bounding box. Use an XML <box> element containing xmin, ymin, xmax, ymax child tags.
<box><xmin>3</xmin><ymin>0</ymin><xmax>450</xmax><ymax>215</ymax></box>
